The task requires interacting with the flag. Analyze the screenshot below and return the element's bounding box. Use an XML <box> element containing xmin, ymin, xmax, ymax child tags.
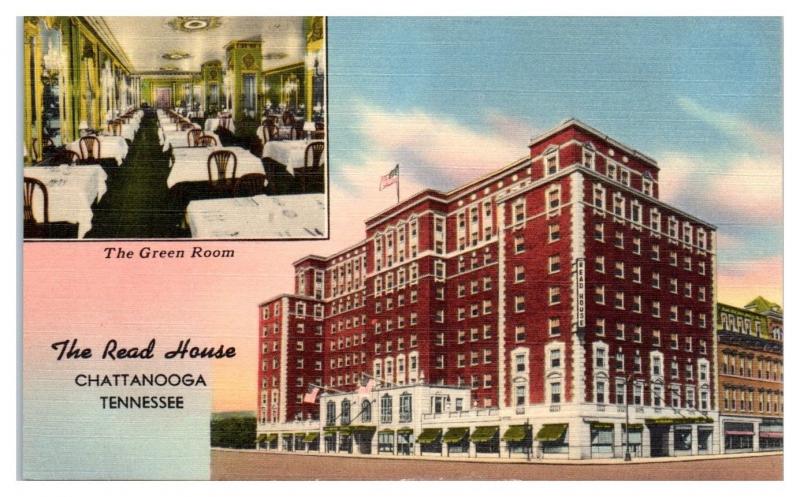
<box><xmin>379</xmin><ymin>165</ymin><xmax>399</xmax><ymax>190</ymax></box>
<box><xmin>303</xmin><ymin>386</ymin><xmax>320</xmax><ymax>404</ymax></box>
<box><xmin>357</xmin><ymin>379</ymin><xmax>376</xmax><ymax>396</ymax></box>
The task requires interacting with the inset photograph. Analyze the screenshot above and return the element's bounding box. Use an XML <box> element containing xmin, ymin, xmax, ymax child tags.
<box><xmin>22</xmin><ymin>16</ymin><xmax>327</xmax><ymax>240</ymax></box>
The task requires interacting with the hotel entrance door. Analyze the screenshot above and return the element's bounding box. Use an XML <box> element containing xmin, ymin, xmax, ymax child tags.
<box><xmin>155</xmin><ymin>88</ymin><xmax>172</xmax><ymax>109</ymax></box>
<box><xmin>649</xmin><ymin>425</ymin><xmax>670</xmax><ymax>457</ymax></box>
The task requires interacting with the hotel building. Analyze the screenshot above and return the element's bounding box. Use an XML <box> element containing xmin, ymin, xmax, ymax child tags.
<box><xmin>257</xmin><ymin>118</ymin><xmax>719</xmax><ymax>459</ymax></box>
<box><xmin>717</xmin><ymin>298</ymin><xmax>783</xmax><ymax>453</ymax></box>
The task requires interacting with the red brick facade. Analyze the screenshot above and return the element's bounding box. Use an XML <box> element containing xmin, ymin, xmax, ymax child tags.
<box><xmin>258</xmin><ymin>119</ymin><xmax>717</xmax><ymax>424</ymax></box>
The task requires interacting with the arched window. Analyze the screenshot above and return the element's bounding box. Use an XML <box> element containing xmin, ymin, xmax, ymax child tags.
<box><xmin>360</xmin><ymin>399</ymin><xmax>372</xmax><ymax>422</ymax></box>
<box><xmin>325</xmin><ymin>400</ymin><xmax>336</xmax><ymax>425</ymax></box>
<box><xmin>340</xmin><ymin>399</ymin><xmax>351</xmax><ymax>425</ymax></box>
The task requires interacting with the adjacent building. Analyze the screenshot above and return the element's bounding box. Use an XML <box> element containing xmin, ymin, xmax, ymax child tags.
<box><xmin>717</xmin><ymin>297</ymin><xmax>783</xmax><ymax>453</ymax></box>
<box><xmin>257</xmin><ymin>118</ymin><xmax>720</xmax><ymax>460</ymax></box>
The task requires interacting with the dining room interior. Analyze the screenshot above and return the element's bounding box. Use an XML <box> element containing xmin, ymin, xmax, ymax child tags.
<box><xmin>22</xmin><ymin>16</ymin><xmax>327</xmax><ymax>239</ymax></box>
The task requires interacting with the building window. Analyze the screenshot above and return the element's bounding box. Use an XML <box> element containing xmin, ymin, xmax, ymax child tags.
<box><xmin>595</xmin><ymin>256</ymin><xmax>605</xmax><ymax>273</ymax></box>
<box><xmin>596</xmin><ymin>380</ymin><xmax>606</xmax><ymax>404</ymax></box>
<box><xmin>549</xmin><ymin>255</ymin><xmax>561</xmax><ymax>273</ymax></box>
<box><xmin>547</xmin><ymin>186</ymin><xmax>561</xmax><ymax>210</ymax></box>
<box><xmin>514</xmin><ymin>235</ymin><xmax>525</xmax><ymax>254</ymax></box>
<box><xmin>549</xmin><ymin>287</ymin><xmax>561</xmax><ymax>305</ymax></box>
<box><xmin>549</xmin><ymin>223</ymin><xmax>560</xmax><ymax>242</ymax></box>
<box><xmin>380</xmin><ymin>394</ymin><xmax>392</xmax><ymax>423</ymax></box>
<box><xmin>515</xmin><ymin>265</ymin><xmax>525</xmax><ymax>282</ymax></box>
<box><xmin>399</xmin><ymin>393</ymin><xmax>412</xmax><ymax>422</ymax></box>
<box><xmin>594</xmin><ymin>223</ymin><xmax>604</xmax><ymax>242</ymax></box>
<box><xmin>550</xmin><ymin>348</ymin><xmax>561</xmax><ymax>368</ymax></box>
<box><xmin>550</xmin><ymin>381</ymin><xmax>561</xmax><ymax>403</ymax></box>
<box><xmin>545</xmin><ymin>148</ymin><xmax>559</xmax><ymax>175</ymax></box>
<box><xmin>361</xmin><ymin>399</ymin><xmax>372</xmax><ymax>422</ymax></box>
<box><xmin>549</xmin><ymin>317</ymin><xmax>561</xmax><ymax>336</ymax></box>
<box><xmin>341</xmin><ymin>399</ymin><xmax>351</xmax><ymax>425</ymax></box>
<box><xmin>326</xmin><ymin>401</ymin><xmax>336</xmax><ymax>425</ymax></box>
<box><xmin>515</xmin><ymin>295</ymin><xmax>526</xmax><ymax>312</ymax></box>
<box><xmin>515</xmin><ymin>325</ymin><xmax>526</xmax><ymax>342</ymax></box>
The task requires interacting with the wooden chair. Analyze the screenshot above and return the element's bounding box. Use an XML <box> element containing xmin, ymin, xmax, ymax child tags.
<box><xmin>296</xmin><ymin>141</ymin><xmax>325</xmax><ymax>193</ymax></box>
<box><xmin>188</xmin><ymin>128</ymin><xmax>203</xmax><ymax>147</ymax></box>
<box><xmin>206</xmin><ymin>150</ymin><xmax>238</xmax><ymax>192</ymax></box>
<box><xmin>196</xmin><ymin>135</ymin><xmax>217</xmax><ymax>147</ymax></box>
<box><xmin>109</xmin><ymin>120</ymin><xmax>122</xmax><ymax>136</ymax></box>
<box><xmin>79</xmin><ymin>136</ymin><xmax>101</xmax><ymax>162</ymax></box>
<box><xmin>23</xmin><ymin>177</ymin><xmax>79</xmax><ymax>239</ymax></box>
<box><xmin>282</xmin><ymin>111</ymin><xmax>295</xmax><ymax>126</ymax></box>
<box><xmin>55</xmin><ymin>149</ymin><xmax>81</xmax><ymax>166</ymax></box>
<box><xmin>234</xmin><ymin>173</ymin><xmax>268</xmax><ymax>197</ymax></box>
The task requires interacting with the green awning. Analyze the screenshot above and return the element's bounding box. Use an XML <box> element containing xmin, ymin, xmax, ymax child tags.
<box><xmin>294</xmin><ymin>432</ymin><xmax>306</xmax><ymax>438</ymax></box>
<box><xmin>338</xmin><ymin>426</ymin><xmax>355</xmax><ymax>435</ymax></box>
<box><xmin>443</xmin><ymin>427</ymin><xmax>469</xmax><ymax>443</ymax></box>
<box><xmin>470</xmin><ymin>426</ymin><xmax>499</xmax><ymax>443</ymax></box>
<box><xmin>417</xmin><ymin>428</ymin><xmax>443</xmax><ymax>444</ymax></box>
<box><xmin>352</xmin><ymin>425</ymin><xmax>376</xmax><ymax>434</ymax></box>
<box><xmin>378</xmin><ymin>428</ymin><xmax>395</xmax><ymax>434</ymax></box>
<box><xmin>323</xmin><ymin>426</ymin><xmax>338</xmax><ymax>433</ymax></box>
<box><xmin>590</xmin><ymin>422</ymin><xmax>614</xmax><ymax>430</ymax></box>
<box><xmin>502</xmin><ymin>425</ymin><xmax>530</xmax><ymax>442</ymax></box>
<box><xmin>396</xmin><ymin>427</ymin><xmax>414</xmax><ymax>434</ymax></box>
<box><xmin>622</xmin><ymin>423</ymin><xmax>643</xmax><ymax>431</ymax></box>
<box><xmin>535</xmin><ymin>424</ymin><xmax>568</xmax><ymax>442</ymax></box>
<box><xmin>256</xmin><ymin>434</ymin><xmax>268</xmax><ymax>443</ymax></box>
<box><xmin>304</xmin><ymin>432</ymin><xmax>319</xmax><ymax>442</ymax></box>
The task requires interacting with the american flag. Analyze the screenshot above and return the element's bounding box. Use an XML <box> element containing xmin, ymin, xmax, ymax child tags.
<box><xmin>379</xmin><ymin>164</ymin><xmax>399</xmax><ymax>190</ymax></box>
<box><xmin>302</xmin><ymin>386</ymin><xmax>320</xmax><ymax>404</ymax></box>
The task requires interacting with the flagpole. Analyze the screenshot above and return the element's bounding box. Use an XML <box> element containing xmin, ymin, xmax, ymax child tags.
<box><xmin>396</xmin><ymin>163</ymin><xmax>400</xmax><ymax>204</ymax></box>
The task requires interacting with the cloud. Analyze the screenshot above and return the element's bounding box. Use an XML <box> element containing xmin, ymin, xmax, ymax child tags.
<box><xmin>351</xmin><ymin>102</ymin><xmax>534</xmax><ymax>190</ymax></box>
<box><xmin>677</xmin><ymin>97</ymin><xmax>782</xmax><ymax>155</ymax></box>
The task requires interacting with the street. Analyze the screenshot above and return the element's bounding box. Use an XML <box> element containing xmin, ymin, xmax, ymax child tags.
<box><xmin>211</xmin><ymin>450</ymin><xmax>782</xmax><ymax>480</ymax></box>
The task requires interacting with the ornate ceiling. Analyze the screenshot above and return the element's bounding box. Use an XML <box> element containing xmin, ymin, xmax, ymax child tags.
<box><xmin>99</xmin><ymin>16</ymin><xmax>307</xmax><ymax>73</ymax></box>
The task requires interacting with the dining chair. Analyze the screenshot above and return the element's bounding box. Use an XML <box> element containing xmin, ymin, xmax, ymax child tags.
<box><xmin>56</xmin><ymin>150</ymin><xmax>81</xmax><ymax>166</ymax></box>
<box><xmin>234</xmin><ymin>173</ymin><xmax>268</xmax><ymax>197</ymax></box>
<box><xmin>22</xmin><ymin>177</ymin><xmax>79</xmax><ymax>238</ymax></box>
<box><xmin>196</xmin><ymin>135</ymin><xmax>217</xmax><ymax>147</ymax></box>
<box><xmin>109</xmin><ymin>120</ymin><xmax>122</xmax><ymax>136</ymax></box>
<box><xmin>188</xmin><ymin>128</ymin><xmax>203</xmax><ymax>147</ymax></box>
<box><xmin>207</xmin><ymin>150</ymin><xmax>238</xmax><ymax>192</ymax></box>
<box><xmin>297</xmin><ymin>141</ymin><xmax>325</xmax><ymax>193</ymax></box>
<box><xmin>79</xmin><ymin>136</ymin><xmax>101</xmax><ymax>162</ymax></box>
<box><xmin>219</xmin><ymin>116</ymin><xmax>231</xmax><ymax>130</ymax></box>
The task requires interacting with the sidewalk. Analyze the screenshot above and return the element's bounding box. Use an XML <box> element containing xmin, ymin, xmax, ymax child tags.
<box><xmin>212</xmin><ymin>447</ymin><xmax>782</xmax><ymax>466</ymax></box>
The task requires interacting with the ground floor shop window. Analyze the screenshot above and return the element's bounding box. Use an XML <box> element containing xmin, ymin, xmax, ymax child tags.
<box><xmin>536</xmin><ymin>424</ymin><xmax>569</xmax><ymax>454</ymax></box>
<box><xmin>444</xmin><ymin>427</ymin><xmax>470</xmax><ymax>454</ymax></box>
<box><xmin>339</xmin><ymin>434</ymin><xmax>353</xmax><ymax>453</ymax></box>
<box><xmin>590</xmin><ymin>424</ymin><xmax>614</xmax><ymax>456</ymax></box>
<box><xmin>725</xmin><ymin>422</ymin><xmax>754</xmax><ymax>451</ymax></box>
<box><xmin>759</xmin><ymin>435</ymin><xmax>783</xmax><ymax>450</ymax></box>
<box><xmin>673</xmin><ymin>426</ymin><xmax>692</xmax><ymax>452</ymax></box>
<box><xmin>397</xmin><ymin>431</ymin><xmax>413</xmax><ymax>455</ymax></box>
<box><xmin>378</xmin><ymin>431</ymin><xmax>395</xmax><ymax>453</ymax></box>
<box><xmin>698</xmin><ymin>427</ymin><xmax>712</xmax><ymax>453</ymax></box>
<box><xmin>622</xmin><ymin>427</ymin><xmax>643</xmax><ymax>457</ymax></box>
<box><xmin>324</xmin><ymin>434</ymin><xmax>336</xmax><ymax>453</ymax></box>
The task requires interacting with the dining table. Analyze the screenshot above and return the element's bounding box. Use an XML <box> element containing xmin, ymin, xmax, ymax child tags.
<box><xmin>167</xmin><ymin>146</ymin><xmax>265</xmax><ymax>189</ymax></box>
<box><xmin>159</xmin><ymin>126</ymin><xmax>220</xmax><ymax>152</ymax></box>
<box><xmin>262</xmin><ymin>140</ymin><xmax>324</xmax><ymax>176</ymax></box>
<box><xmin>204</xmin><ymin>117</ymin><xmax>236</xmax><ymax>134</ymax></box>
<box><xmin>185</xmin><ymin>193</ymin><xmax>326</xmax><ymax>239</ymax></box>
<box><xmin>24</xmin><ymin>164</ymin><xmax>108</xmax><ymax>238</ymax></box>
<box><xmin>66</xmin><ymin>135</ymin><xmax>129</xmax><ymax>165</ymax></box>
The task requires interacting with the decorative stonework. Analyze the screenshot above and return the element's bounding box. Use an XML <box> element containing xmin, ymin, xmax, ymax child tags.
<box><xmin>166</xmin><ymin>16</ymin><xmax>222</xmax><ymax>33</ymax></box>
<box><xmin>243</xmin><ymin>53</ymin><xmax>255</xmax><ymax>69</ymax></box>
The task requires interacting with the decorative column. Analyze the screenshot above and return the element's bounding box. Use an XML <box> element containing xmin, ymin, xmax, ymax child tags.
<box><xmin>224</xmin><ymin>39</ymin><xmax>262</xmax><ymax>125</ymax></box>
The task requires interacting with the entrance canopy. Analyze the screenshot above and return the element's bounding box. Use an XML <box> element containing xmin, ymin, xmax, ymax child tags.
<box><xmin>535</xmin><ymin>423</ymin><xmax>568</xmax><ymax>442</ymax></box>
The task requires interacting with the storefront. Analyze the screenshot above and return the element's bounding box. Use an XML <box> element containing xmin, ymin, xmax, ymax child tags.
<box><xmin>303</xmin><ymin>432</ymin><xmax>320</xmax><ymax>451</ymax></box>
<box><xmin>502</xmin><ymin>424</ymin><xmax>532</xmax><ymax>456</ymax></box>
<box><xmin>758</xmin><ymin>421</ymin><xmax>783</xmax><ymax>451</ymax></box>
<box><xmin>589</xmin><ymin>423</ymin><xmax>614</xmax><ymax>458</ymax></box>
<box><xmin>535</xmin><ymin>423</ymin><xmax>569</xmax><ymax>456</ymax></box>
<box><xmin>396</xmin><ymin>428</ymin><xmax>414</xmax><ymax>455</ymax></box>
<box><xmin>443</xmin><ymin>427</ymin><xmax>470</xmax><ymax>455</ymax></box>
<box><xmin>724</xmin><ymin>422</ymin><xmax>755</xmax><ymax>452</ymax></box>
<box><xmin>622</xmin><ymin>424</ymin><xmax>643</xmax><ymax>457</ymax></box>
<box><xmin>418</xmin><ymin>428</ymin><xmax>442</xmax><ymax>455</ymax></box>
<box><xmin>471</xmin><ymin>426</ymin><xmax>500</xmax><ymax>455</ymax></box>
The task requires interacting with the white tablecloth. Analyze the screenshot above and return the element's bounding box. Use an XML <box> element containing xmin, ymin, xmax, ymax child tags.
<box><xmin>160</xmin><ymin>128</ymin><xmax>220</xmax><ymax>152</ymax></box>
<box><xmin>186</xmin><ymin>194</ymin><xmax>326</xmax><ymax>239</ymax></box>
<box><xmin>167</xmin><ymin>146</ymin><xmax>264</xmax><ymax>189</ymax></box>
<box><xmin>262</xmin><ymin>140</ymin><xmax>324</xmax><ymax>175</ymax></box>
<box><xmin>204</xmin><ymin>117</ymin><xmax>235</xmax><ymax>133</ymax></box>
<box><xmin>66</xmin><ymin>136</ymin><xmax>129</xmax><ymax>165</ymax></box>
<box><xmin>24</xmin><ymin>165</ymin><xmax>107</xmax><ymax>238</ymax></box>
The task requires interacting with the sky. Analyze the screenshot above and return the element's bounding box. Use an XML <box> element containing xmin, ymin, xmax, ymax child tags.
<box><xmin>24</xmin><ymin>17</ymin><xmax>783</xmax><ymax>418</ymax></box>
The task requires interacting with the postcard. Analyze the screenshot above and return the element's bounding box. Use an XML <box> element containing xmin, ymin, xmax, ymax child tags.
<box><xmin>20</xmin><ymin>16</ymin><xmax>783</xmax><ymax>480</ymax></box>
